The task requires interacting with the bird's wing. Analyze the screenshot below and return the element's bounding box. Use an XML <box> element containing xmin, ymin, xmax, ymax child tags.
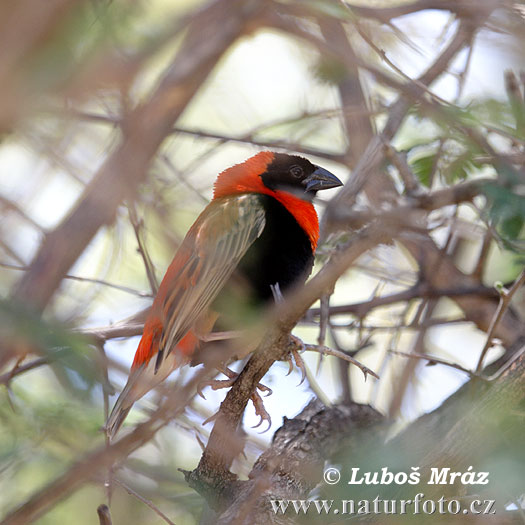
<box><xmin>149</xmin><ymin>193</ymin><xmax>266</xmax><ymax>372</ymax></box>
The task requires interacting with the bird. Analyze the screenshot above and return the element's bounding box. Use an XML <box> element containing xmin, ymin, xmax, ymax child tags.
<box><xmin>105</xmin><ymin>151</ymin><xmax>342</xmax><ymax>439</ymax></box>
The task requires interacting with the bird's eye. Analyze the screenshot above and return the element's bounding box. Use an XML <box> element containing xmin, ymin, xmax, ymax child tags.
<box><xmin>289</xmin><ymin>165</ymin><xmax>303</xmax><ymax>178</ymax></box>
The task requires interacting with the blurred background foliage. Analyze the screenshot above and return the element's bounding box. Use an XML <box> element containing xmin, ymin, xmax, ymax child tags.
<box><xmin>0</xmin><ymin>0</ymin><xmax>524</xmax><ymax>523</ymax></box>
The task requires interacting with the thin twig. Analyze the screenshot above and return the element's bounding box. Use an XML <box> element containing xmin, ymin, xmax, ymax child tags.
<box><xmin>485</xmin><ymin>343</ymin><xmax>525</xmax><ymax>381</ymax></box>
<box><xmin>328</xmin><ymin>326</ymin><xmax>353</xmax><ymax>404</ymax></box>
<box><xmin>128</xmin><ymin>203</ymin><xmax>159</xmax><ymax>295</ymax></box>
<box><xmin>0</xmin><ymin>358</ymin><xmax>48</xmax><ymax>386</ymax></box>
<box><xmin>0</xmin><ymin>261</ymin><xmax>151</xmax><ymax>297</ymax></box>
<box><xmin>389</xmin><ymin>349</ymin><xmax>486</xmax><ymax>379</ymax></box>
<box><xmin>471</xmin><ymin>228</ymin><xmax>493</xmax><ymax>281</ymax></box>
<box><xmin>97</xmin><ymin>504</ymin><xmax>112</xmax><ymax>525</ymax></box>
<box><xmin>475</xmin><ymin>269</ymin><xmax>525</xmax><ymax>373</ymax></box>
<box><xmin>383</xmin><ymin>142</ymin><xmax>422</xmax><ymax>195</ymax></box>
<box><xmin>304</xmin><ymin>344</ymin><xmax>379</xmax><ymax>381</ymax></box>
<box><xmin>315</xmin><ymin>293</ymin><xmax>330</xmax><ymax>375</ymax></box>
<box><xmin>113</xmin><ymin>478</ymin><xmax>176</xmax><ymax>525</ymax></box>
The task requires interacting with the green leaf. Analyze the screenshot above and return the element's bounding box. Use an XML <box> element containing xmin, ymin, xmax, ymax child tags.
<box><xmin>409</xmin><ymin>153</ymin><xmax>436</xmax><ymax>187</ymax></box>
<box><xmin>0</xmin><ymin>300</ymin><xmax>100</xmax><ymax>397</ymax></box>
<box><xmin>300</xmin><ymin>0</ymin><xmax>354</xmax><ymax>20</ymax></box>
<box><xmin>482</xmin><ymin>182</ymin><xmax>525</xmax><ymax>245</ymax></box>
<box><xmin>500</xmin><ymin>215</ymin><xmax>524</xmax><ymax>241</ymax></box>
<box><xmin>446</xmin><ymin>153</ymin><xmax>472</xmax><ymax>182</ymax></box>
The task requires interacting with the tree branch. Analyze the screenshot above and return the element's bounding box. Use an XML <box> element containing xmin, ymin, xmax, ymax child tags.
<box><xmin>11</xmin><ymin>0</ymin><xmax>265</xmax><ymax>313</ymax></box>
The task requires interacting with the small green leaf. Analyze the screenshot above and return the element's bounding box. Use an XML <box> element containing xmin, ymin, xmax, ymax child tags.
<box><xmin>409</xmin><ymin>153</ymin><xmax>436</xmax><ymax>187</ymax></box>
<box><xmin>0</xmin><ymin>300</ymin><xmax>100</xmax><ymax>397</ymax></box>
<box><xmin>501</xmin><ymin>215</ymin><xmax>524</xmax><ymax>240</ymax></box>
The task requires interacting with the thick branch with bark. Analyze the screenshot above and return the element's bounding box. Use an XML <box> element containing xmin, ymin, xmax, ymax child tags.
<box><xmin>1</xmin><ymin>1</ymin><xmax>524</xmax><ymax>523</ymax></box>
<box><xmin>11</xmin><ymin>0</ymin><xmax>266</xmax><ymax>313</ymax></box>
<box><xmin>190</xmin><ymin>399</ymin><xmax>383</xmax><ymax>524</ymax></box>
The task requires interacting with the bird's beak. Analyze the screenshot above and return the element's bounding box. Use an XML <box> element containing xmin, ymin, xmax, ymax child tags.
<box><xmin>303</xmin><ymin>166</ymin><xmax>343</xmax><ymax>192</ymax></box>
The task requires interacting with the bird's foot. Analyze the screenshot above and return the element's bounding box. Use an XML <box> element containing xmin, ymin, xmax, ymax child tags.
<box><xmin>250</xmin><ymin>388</ymin><xmax>272</xmax><ymax>431</ymax></box>
<box><xmin>197</xmin><ymin>366</ymin><xmax>272</xmax><ymax>398</ymax></box>
<box><xmin>198</xmin><ymin>366</ymin><xmax>273</xmax><ymax>431</ymax></box>
<box><xmin>284</xmin><ymin>335</ymin><xmax>307</xmax><ymax>385</ymax></box>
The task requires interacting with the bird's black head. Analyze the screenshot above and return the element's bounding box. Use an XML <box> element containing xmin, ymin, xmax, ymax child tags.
<box><xmin>261</xmin><ymin>153</ymin><xmax>342</xmax><ymax>199</ymax></box>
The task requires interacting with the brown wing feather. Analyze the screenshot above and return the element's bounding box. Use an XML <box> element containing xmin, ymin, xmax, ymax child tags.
<box><xmin>153</xmin><ymin>194</ymin><xmax>266</xmax><ymax>370</ymax></box>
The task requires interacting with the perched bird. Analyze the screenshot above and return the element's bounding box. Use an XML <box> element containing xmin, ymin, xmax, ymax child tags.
<box><xmin>106</xmin><ymin>152</ymin><xmax>342</xmax><ymax>438</ymax></box>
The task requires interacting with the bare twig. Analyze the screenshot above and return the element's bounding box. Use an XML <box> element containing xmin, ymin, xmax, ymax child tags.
<box><xmin>186</xmin><ymin>222</ymin><xmax>396</xmax><ymax>505</ymax></box>
<box><xmin>304</xmin><ymin>343</ymin><xmax>379</xmax><ymax>381</ymax></box>
<box><xmin>128</xmin><ymin>203</ymin><xmax>159</xmax><ymax>294</ymax></box>
<box><xmin>113</xmin><ymin>478</ymin><xmax>176</xmax><ymax>525</ymax></box>
<box><xmin>306</xmin><ymin>281</ymin><xmax>497</xmax><ymax>320</ymax></box>
<box><xmin>383</xmin><ymin>143</ymin><xmax>422</xmax><ymax>195</ymax></box>
<box><xmin>97</xmin><ymin>504</ymin><xmax>112</xmax><ymax>525</ymax></box>
<box><xmin>475</xmin><ymin>269</ymin><xmax>525</xmax><ymax>373</ymax></box>
<box><xmin>344</xmin><ymin>0</ymin><xmax>479</xmax><ymax>22</ymax></box>
<box><xmin>389</xmin><ymin>349</ymin><xmax>485</xmax><ymax>379</ymax></box>
<box><xmin>0</xmin><ymin>262</ymin><xmax>151</xmax><ymax>298</ymax></box>
<box><xmin>11</xmin><ymin>0</ymin><xmax>265</xmax><ymax>313</ymax></box>
<box><xmin>0</xmin><ymin>358</ymin><xmax>48</xmax><ymax>386</ymax></box>
<box><xmin>1</xmin><ymin>365</ymin><xmax>211</xmax><ymax>525</ymax></box>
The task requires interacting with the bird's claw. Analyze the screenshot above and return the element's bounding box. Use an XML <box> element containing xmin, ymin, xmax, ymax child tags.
<box><xmin>198</xmin><ymin>366</ymin><xmax>272</xmax><ymax>429</ymax></box>
<box><xmin>202</xmin><ymin>387</ymin><xmax>272</xmax><ymax>432</ymax></box>
<box><xmin>251</xmin><ymin>389</ymin><xmax>272</xmax><ymax>432</ymax></box>
<box><xmin>287</xmin><ymin>335</ymin><xmax>307</xmax><ymax>386</ymax></box>
<box><xmin>198</xmin><ymin>366</ymin><xmax>271</xmax><ymax>398</ymax></box>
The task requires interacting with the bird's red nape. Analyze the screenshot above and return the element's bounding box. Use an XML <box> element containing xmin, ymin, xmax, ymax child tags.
<box><xmin>213</xmin><ymin>152</ymin><xmax>320</xmax><ymax>250</ymax></box>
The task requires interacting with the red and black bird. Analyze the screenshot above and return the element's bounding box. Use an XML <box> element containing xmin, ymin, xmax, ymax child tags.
<box><xmin>106</xmin><ymin>151</ymin><xmax>342</xmax><ymax>438</ymax></box>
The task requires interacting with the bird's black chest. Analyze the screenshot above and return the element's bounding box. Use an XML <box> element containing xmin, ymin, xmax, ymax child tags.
<box><xmin>236</xmin><ymin>195</ymin><xmax>314</xmax><ymax>302</ymax></box>
<box><xmin>210</xmin><ymin>196</ymin><xmax>314</xmax><ymax>333</ymax></box>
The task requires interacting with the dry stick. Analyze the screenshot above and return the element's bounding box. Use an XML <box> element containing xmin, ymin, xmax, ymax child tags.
<box><xmin>316</xmin><ymin>17</ymin><xmax>379</xmax><ymax>404</ymax></box>
<box><xmin>471</xmin><ymin>227</ymin><xmax>493</xmax><ymax>281</ymax></box>
<box><xmin>0</xmin><ymin>262</ymin><xmax>151</xmax><ymax>298</ymax></box>
<box><xmin>11</xmin><ymin>0</ymin><xmax>263</xmax><ymax>313</ymax></box>
<box><xmin>343</xmin><ymin>316</ymin><xmax>469</xmax><ymax>331</ymax></box>
<box><xmin>475</xmin><ymin>269</ymin><xmax>525</xmax><ymax>373</ymax></box>
<box><xmin>0</xmin><ymin>357</ymin><xmax>48</xmax><ymax>386</ymax></box>
<box><xmin>96</xmin><ymin>342</ymin><xmax>114</xmax><ymax>505</ymax></box>
<box><xmin>383</xmin><ymin>143</ymin><xmax>422</xmax><ymax>195</ymax></box>
<box><xmin>329</xmin><ymin>325</ymin><xmax>355</xmax><ymax>403</ymax></box>
<box><xmin>0</xmin><ymin>195</ymin><xmax>45</xmax><ymax>232</ymax></box>
<box><xmin>47</xmin><ymin>107</ymin><xmax>349</xmax><ymax>163</ymax></box>
<box><xmin>332</xmin><ymin>17</ymin><xmax>483</xmax><ymax>212</ymax></box>
<box><xmin>486</xmin><ymin>343</ymin><xmax>525</xmax><ymax>381</ymax></box>
<box><xmin>315</xmin><ymin>293</ymin><xmax>330</xmax><ymax>375</ymax></box>
<box><xmin>0</xmin><ymin>366</ymin><xmax>211</xmax><ymax>525</ymax></box>
<box><xmin>0</xmin><ymin>239</ymin><xmax>25</xmax><ymax>266</ymax></box>
<box><xmin>160</xmin><ymin>154</ymin><xmax>209</xmax><ymax>204</ymax></box>
<box><xmin>371</xmin><ymin>300</ymin><xmax>414</xmax><ymax>405</ymax></box>
<box><xmin>389</xmin><ymin>350</ymin><xmax>485</xmax><ymax>379</ymax></box>
<box><xmin>128</xmin><ymin>203</ymin><xmax>159</xmax><ymax>294</ymax></box>
<box><xmin>344</xmin><ymin>0</ymin><xmax>471</xmax><ymax>22</ymax></box>
<box><xmin>113</xmin><ymin>478</ymin><xmax>176</xmax><ymax>525</ymax></box>
<box><xmin>187</xmin><ymin>222</ymin><xmax>394</xmax><ymax>500</ymax></box>
<box><xmin>455</xmin><ymin>38</ymin><xmax>475</xmax><ymax>101</ymax></box>
<box><xmin>306</xmin><ymin>281</ymin><xmax>496</xmax><ymax>319</ymax></box>
<box><xmin>304</xmin><ymin>344</ymin><xmax>379</xmax><ymax>381</ymax></box>
<box><xmin>96</xmin><ymin>505</ymin><xmax>112</xmax><ymax>525</ymax></box>
<box><xmin>354</xmin><ymin>21</ymin><xmax>455</xmax><ymax>110</ymax></box>
<box><xmin>389</xmin><ymin>297</ymin><xmax>438</xmax><ymax>418</ymax></box>
<box><xmin>301</xmin><ymin>359</ymin><xmax>332</xmax><ymax>407</ymax></box>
